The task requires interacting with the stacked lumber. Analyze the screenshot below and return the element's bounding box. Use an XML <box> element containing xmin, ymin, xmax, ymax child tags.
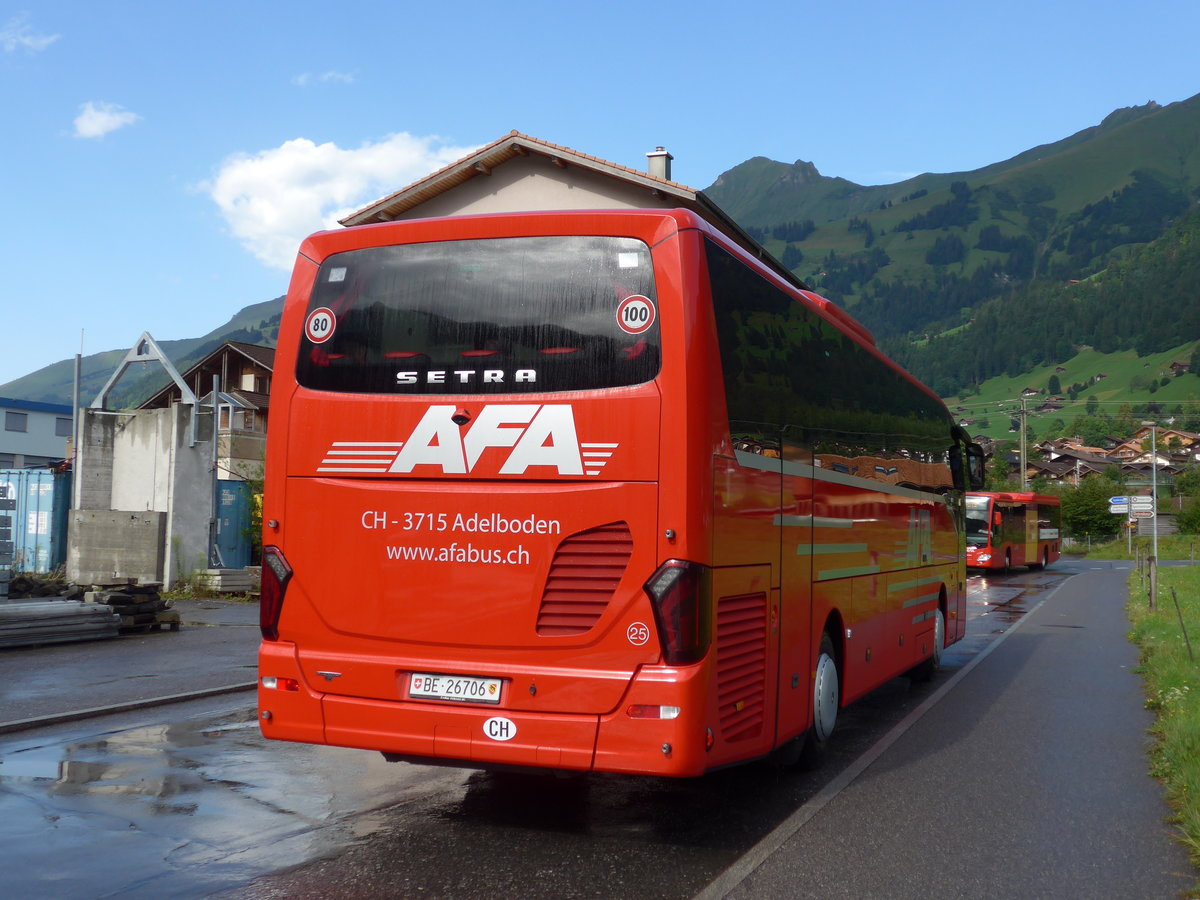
<box><xmin>0</xmin><ymin>578</ymin><xmax>181</xmax><ymax>648</ymax></box>
<box><xmin>84</xmin><ymin>582</ymin><xmax>181</xmax><ymax>634</ymax></box>
<box><xmin>0</xmin><ymin>599</ymin><xmax>121</xmax><ymax>648</ymax></box>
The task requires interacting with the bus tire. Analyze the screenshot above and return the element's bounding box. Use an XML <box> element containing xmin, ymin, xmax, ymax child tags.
<box><xmin>910</xmin><ymin>606</ymin><xmax>945</xmax><ymax>682</ymax></box>
<box><xmin>799</xmin><ymin>632</ymin><xmax>839</xmax><ymax>769</ymax></box>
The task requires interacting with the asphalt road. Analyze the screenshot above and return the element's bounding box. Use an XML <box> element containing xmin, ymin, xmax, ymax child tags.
<box><xmin>0</xmin><ymin>596</ymin><xmax>259</xmax><ymax>728</ymax></box>
<box><xmin>0</xmin><ymin>561</ymin><xmax>1193</xmax><ymax>898</ymax></box>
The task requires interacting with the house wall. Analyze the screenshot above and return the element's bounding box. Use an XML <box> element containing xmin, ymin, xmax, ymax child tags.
<box><xmin>396</xmin><ymin>156</ymin><xmax>677</xmax><ymax>220</ymax></box>
<box><xmin>1</xmin><ymin>397</ymin><xmax>72</xmax><ymax>467</ymax></box>
<box><xmin>219</xmin><ymin>431</ymin><xmax>266</xmax><ymax>481</ymax></box>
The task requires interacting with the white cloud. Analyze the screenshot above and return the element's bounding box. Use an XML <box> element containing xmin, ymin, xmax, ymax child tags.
<box><xmin>204</xmin><ymin>133</ymin><xmax>479</xmax><ymax>270</ymax></box>
<box><xmin>73</xmin><ymin>101</ymin><xmax>141</xmax><ymax>139</ymax></box>
<box><xmin>1</xmin><ymin>14</ymin><xmax>59</xmax><ymax>53</ymax></box>
<box><xmin>293</xmin><ymin>70</ymin><xmax>355</xmax><ymax>86</ymax></box>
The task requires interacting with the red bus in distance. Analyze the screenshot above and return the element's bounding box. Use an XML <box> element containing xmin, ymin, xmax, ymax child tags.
<box><xmin>257</xmin><ymin>208</ymin><xmax>984</xmax><ymax>776</ymax></box>
<box><xmin>965</xmin><ymin>491</ymin><xmax>1061</xmax><ymax>571</ymax></box>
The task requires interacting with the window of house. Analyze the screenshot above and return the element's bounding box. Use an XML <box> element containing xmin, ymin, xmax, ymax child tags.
<box><xmin>56</xmin><ymin>417</ymin><xmax>73</xmax><ymax>437</ymax></box>
<box><xmin>4</xmin><ymin>412</ymin><xmax>27</xmax><ymax>433</ymax></box>
<box><xmin>0</xmin><ymin>453</ymin><xmax>14</xmax><ymax>467</ymax></box>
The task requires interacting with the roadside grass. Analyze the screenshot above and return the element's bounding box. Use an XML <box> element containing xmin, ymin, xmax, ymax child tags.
<box><xmin>1084</xmin><ymin>534</ymin><xmax>1200</xmax><ymax>561</ymax></box>
<box><xmin>1126</xmin><ymin>563</ymin><xmax>1200</xmax><ymax>879</ymax></box>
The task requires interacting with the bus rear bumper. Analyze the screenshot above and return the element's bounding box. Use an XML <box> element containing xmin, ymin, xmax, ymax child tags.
<box><xmin>259</xmin><ymin>642</ymin><xmax>711</xmax><ymax>776</ymax></box>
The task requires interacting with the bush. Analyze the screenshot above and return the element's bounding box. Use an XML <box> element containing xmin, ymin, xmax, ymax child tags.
<box><xmin>1178</xmin><ymin>498</ymin><xmax>1200</xmax><ymax>535</ymax></box>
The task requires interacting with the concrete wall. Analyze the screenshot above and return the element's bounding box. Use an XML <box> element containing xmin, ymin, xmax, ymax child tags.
<box><xmin>75</xmin><ymin>411</ymin><xmax>116</xmax><ymax>511</ymax></box>
<box><xmin>67</xmin><ymin>510</ymin><xmax>165</xmax><ymax>584</ymax></box>
<box><xmin>71</xmin><ymin>403</ymin><xmax>216</xmax><ymax>586</ymax></box>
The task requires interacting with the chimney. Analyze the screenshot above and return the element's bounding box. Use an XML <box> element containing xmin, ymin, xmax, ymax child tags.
<box><xmin>646</xmin><ymin>146</ymin><xmax>673</xmax><ymax>181</ymax></box>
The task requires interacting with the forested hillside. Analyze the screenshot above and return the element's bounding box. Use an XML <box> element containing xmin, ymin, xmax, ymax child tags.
<box><xmin>884</xmin><ymin>207</ymin><xmax>1200</xmax><ymax>396</ymax></box>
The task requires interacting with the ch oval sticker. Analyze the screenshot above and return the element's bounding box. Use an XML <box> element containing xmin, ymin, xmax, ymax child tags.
<box><xmin>483</xmin><ymin>716</ymin><xmax>517</xmax><ymax>742</ymax></box>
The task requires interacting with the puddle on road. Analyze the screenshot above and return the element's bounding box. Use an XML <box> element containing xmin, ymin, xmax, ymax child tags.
<box><xmin>966</xmin><ymin>573</ymin><xmax>1062</xmax><ymax>628</ymax></box>
<box><xmin>0</xmin><ymin>706</ymin><xmax>467</xmax><ymax>897</ymax></box>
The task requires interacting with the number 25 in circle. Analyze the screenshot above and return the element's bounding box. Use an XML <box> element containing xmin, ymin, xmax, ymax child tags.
<box><xmin>305</xmin><ymin>307</ymin><xmax>336</xmax><ymax>343</ymax></box>
<box><xmin>616</xmin><ymin>295</ymin><xmax>656</xmax><ymax>335</ymax></box>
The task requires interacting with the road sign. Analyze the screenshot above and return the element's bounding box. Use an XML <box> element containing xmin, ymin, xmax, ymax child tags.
<box><xmin>1109</xmin><ymin>496</ymin><xmax>1129</xmax><ymax>506</ymax></box>
<box><xmin>1129</xmin><ymin>497</ymin><xmax>1155</xmax><ymax>511</ymax></box>
<box><xmin>1131</xmin><ymin>510</ymin><xmax>1155</xmax><ymax>518</ymax></box>
<box><xmin>1109</xmin><ymin>504</ymin><xmax>1129</xmax><ymax>514</ymax></box>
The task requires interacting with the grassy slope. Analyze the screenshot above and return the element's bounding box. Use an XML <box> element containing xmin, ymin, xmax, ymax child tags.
<box><xmin>941</xmin><ymin>342</ymin><xmax>1200</xmax><ymax>441</ymax></box>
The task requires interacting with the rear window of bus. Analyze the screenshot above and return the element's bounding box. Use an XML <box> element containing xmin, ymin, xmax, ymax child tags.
<box><xmin>296</xmin><ymin>235</ymin><xmax>661</xmax><ymax>394</ymax></box>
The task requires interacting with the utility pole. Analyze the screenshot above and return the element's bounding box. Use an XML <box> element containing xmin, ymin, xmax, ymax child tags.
<box><xmin>1019</xmin><ymin>396</ymin><xmax>1028</xmax><ymax>490</ymax></box>
<box><xmin>1151</xmin><ymin>423</ymin><xmax>1159</xmax><ymax>563</ymax></box>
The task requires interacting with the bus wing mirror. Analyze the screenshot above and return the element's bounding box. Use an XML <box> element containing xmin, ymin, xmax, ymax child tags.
<box><xmin>949</xmin><ymin>446</ymin><xmax>965</xmax><ymax>492</ymax></box>
<box><xmin>966</xmin><ymin>442</ymin><xmax>986</xmax><ymax>491</ymax></box>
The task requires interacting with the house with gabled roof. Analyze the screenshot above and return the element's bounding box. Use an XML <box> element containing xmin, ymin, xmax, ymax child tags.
<box><xmin>339</xmin><ymin>131</ymin><xmax>805</xmax><ymax>291</ymax></box>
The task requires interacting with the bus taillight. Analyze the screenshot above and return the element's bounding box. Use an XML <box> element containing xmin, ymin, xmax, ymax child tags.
<box><xmin>260</xmin><ymin>546</ymin><xmax>293</xmax><ymax>641</ymax></box>
<box><xmin>643</xmin><ymin>560</ymin><xmax>712</xmax><ymax>665</ymax></box>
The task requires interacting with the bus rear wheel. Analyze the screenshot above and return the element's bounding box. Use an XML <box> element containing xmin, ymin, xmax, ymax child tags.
<box><xmin>910</xmin><ymin>607</ymin><xmax>945</xmax><ymax>682</ymax></box>
<box><xmin>799</xmin><ymin>632</ymin><xmax>840</xmax><ymax>769</ymax></box>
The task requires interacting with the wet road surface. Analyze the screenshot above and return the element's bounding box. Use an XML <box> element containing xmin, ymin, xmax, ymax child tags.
<box><xmin>0</xmin><ymin>561</ymin><xmax>1122</xmax><ymax>898</ymax></box>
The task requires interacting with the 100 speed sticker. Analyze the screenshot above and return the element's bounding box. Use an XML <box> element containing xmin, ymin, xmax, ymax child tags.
<box><xmin>615</xmin><ymin>295</ymin><xmax>655</xmax><ymax>335</ymax></box>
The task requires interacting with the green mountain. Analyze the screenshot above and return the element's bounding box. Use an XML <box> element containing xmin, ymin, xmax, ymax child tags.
<box><xmin>0</xmin><ymin>298</ymin><xmax>283</xmax><ymax>408</ymax></box>
<box><xmin>706</xmin><ymin>94</ymin><xmax>1200</xmax><ymax>356</ymax></box>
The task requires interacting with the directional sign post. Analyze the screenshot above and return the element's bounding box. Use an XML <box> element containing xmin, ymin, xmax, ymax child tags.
<box><xmin>1130</xmin><ymin>496</ymin><xmax>1155</xmax><ymax>512</ymax></box>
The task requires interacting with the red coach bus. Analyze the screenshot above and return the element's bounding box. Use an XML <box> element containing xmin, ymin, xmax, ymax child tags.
<box><xmin>965</xmin><ymin>491</ymin><xmax>1061</xmax><ymax>571</ymax></box>
<box><xmin>257</xmin><ymin>208</ymin><xmax>984</xmax><ymax>776</ymax></box>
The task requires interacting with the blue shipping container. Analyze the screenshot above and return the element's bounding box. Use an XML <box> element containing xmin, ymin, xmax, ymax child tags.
<box><xmin>0</xmin><ymin>469</ymin><xmax>65</xmax><ymax>574</ymax></box>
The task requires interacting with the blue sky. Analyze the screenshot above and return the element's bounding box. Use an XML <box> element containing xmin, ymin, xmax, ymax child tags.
<box><xmin>2</xmin><ymin>0</ymin><xmax>1199</xmax><ymax>388</ymax></box>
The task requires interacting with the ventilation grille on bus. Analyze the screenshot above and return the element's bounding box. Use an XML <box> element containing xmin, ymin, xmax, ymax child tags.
<box><xmin>716</xmin><ymin>592</ymin><xmax>768</xmax><ymax>742</ymax></box>
<box><xmin>536</xmin><ymin>522</ymin><xmax>633</xmax><ymax>636</ymax></box>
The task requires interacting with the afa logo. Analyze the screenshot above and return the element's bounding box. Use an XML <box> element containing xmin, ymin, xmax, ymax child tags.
<box><xmin>318</xmin><ymin>404</ymin><xmax>618</xmax><ymax>477</ymax></box>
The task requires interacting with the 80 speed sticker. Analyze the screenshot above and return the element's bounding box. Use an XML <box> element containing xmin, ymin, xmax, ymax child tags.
<box><xmin>305</xmin><ymin>307</ymin><xmax>337</xmax><ymax>343</ymax></box>
<box><xmin>616</xmin><ymin>295</ymin><xmax>656</xmax><ymax>335</ymax></box>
